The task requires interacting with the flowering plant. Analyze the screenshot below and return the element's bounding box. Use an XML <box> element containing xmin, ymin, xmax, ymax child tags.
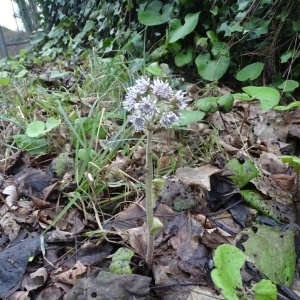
<box><xmin>123</xmin><ymin>77</ymin><xmax>186</xmax><ymax>131</ymax></box>
<box><xmin>123</xmin><ymin>77</ymin><xmax>186</xmax><ymax>268</ymax></box>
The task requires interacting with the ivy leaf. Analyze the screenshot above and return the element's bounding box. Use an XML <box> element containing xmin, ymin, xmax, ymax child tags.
<box><xmin>242</xmin><ymin>86</ymin><xmax>280</xmax><ymax>110</ymax></box>
<box><xmin>26</xmin><ymin>118</ymin><xmax>61</xmax><ymax>138</ymax></box>
<box><xmin>217</xmin><ymin>94</ymin><xmax>234</xmax><ymax>112</ymax></box>
<box><xmin>138</xmin><ymin>1</ymin><xmax>171</xmax><ymax>26</ymax></box>
<box><xmin>0</xmin><ymin>71</ymin><xmax>10</xmax><ymax>85</ymax></box>
<box><xmin>169</xmin><ymin>12</ymin><xmax>200</xmax><ymax>43</ymax></box>
<box><xmin>232</xmin><ymin>93</ymin><xmax>252</xmax><ymax>100</ymax></box>
<box><xmin>274</xmin><ymin>101</ymin><xmax>300</xmax><ymax>111</ymax></box>
<box><xmin>30</xmin><ymin>31</ymin><xmax>46</xmax><ymax>45</ymax></box>
<box><xmin>150</xmin><ymin>45</ymin><xmax>168</xmax><ymax>60</ymax></box>
<box><xmin>174</xmin><ymin>46</ymin><xmax>193</xmax><ymax>67</ymax></box>
<box><xmin>176</xmin><ymin>110</ymin><xmax>206</xmax><ymax>126</ymax></box>
<box><xmin>236</xmin><ymin>62</ymin><xmax>264</xmax><ymax>81</ymax></box>
<box><xmin>278</xmin><ymin>80</ymin><xmax>299</xmax><ymax>92</ymax></box>
<box><xmin>195</xmin><ymin>53</ymin><xmax>230</xmax><ymax>81</ymax></box>
<box><xmin>196</xmin><ymin>97</ymin><xmax>219</xmax><ymax>113</ymax></box>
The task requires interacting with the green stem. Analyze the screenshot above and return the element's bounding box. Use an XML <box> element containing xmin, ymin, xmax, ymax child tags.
<box><xmin>145</xmin><ymin>129</ymin><xmax>154</xmax><ymax>267</ymax></box>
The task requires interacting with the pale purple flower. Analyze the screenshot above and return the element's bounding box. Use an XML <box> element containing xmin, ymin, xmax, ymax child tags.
<box><xmin>150</xmin><ymin>78</ymin><xmax>173</xmax><ymax>99</ymax></box>
<box><xmin>160</xmin><ymin>111</ymin><xmax>180</xmax><ymax>128</ymax></box>
<box><xmin>123</xmin><ymin>96</ymin><xmax>136</xmax><ymax>111</ymax></box>
<box><xmin>124</xmin><ymin>76</ymin><xmax>187</xmax><ymax>131</ymax></box>
<box><xmin>123</xmin><ymin>86</ymin><xmax>140</xmax><ymax>111</ymax></box>
<box><xmin>131</xmin><ymin>113</ymin><xmax>145</xmax><ymax>131</ymax></box>
<box><xmin>134</xmin><ymin>77</ymin><xmax>151</xmax><ymax>94</ymax></box>
<box><xmin>173</xmin><ymin>90</ymin><xmax>187</xmax><ymax>110</ymax></box>
<box><xmin>135</xmin><ymin>95</ymin><xmax>159</xmax><ymax>120</ymax></box>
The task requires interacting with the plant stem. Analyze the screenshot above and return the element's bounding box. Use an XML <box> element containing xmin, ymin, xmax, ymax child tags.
<box><xmin>145</xmin><ymin>129</ymin><xmax>154</xmax><ymax>267</ymax></box>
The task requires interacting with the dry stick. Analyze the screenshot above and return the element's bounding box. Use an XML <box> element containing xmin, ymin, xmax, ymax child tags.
<box><xmin>218</xmin><ymin>110</ymin><xmax>229</xmax><ymax>133</ymax></box>
<box><xmin>239</xmin><ymin>103</ymin><xmax>250</xmax><ymax>134</ymax></box>
<box><xmin>145</xmin><ymin>129</ymin><xmax>154</xmax><ymax>267</ymax></box>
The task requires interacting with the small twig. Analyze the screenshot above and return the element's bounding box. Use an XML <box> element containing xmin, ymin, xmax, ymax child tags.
<box><xmin>239</xmin><ymin>103</ymin><xmax>250</xmax><ymax>134</ymax></box>
<box><xmin>218</xmin><ymin>110</ymin><xmax>229</xmax><ymax>133</ymax></box>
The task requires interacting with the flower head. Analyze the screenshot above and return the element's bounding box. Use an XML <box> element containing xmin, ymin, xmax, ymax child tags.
<box><xmin>123</xmin><ymin>76</ymin><xmax>186</xmax><ymax>131</ymax></box>
<box><xmin>135</xmin><ymin>95</ymin><xmax>159</xmax><ymax>120</ymax></box>
<box><xmin>173</xmin><ymin>90</ymin><xmax>187</xmax><ymax>110</ymax></box>
<box><xmin>150</xmin><ymin>78</ymin><xmax>173</xmax><ymax>100</ymax></box>
<box><xmin>134</xmin><ymin>77</ymin><xmax>151</xmax><ymax>94</ymax></box>
<box><xmin>131</xmin><ymin>112</ymin><xmax>145</xmax><ymax>131</ymax></box>
<box><xmin>160</xmin><ymin>111</ymin><xmax>180</xmax><ymax>128</ymax></box>
<box><xmin>123</xmin><ymin>86</ymin><xmax>139</xmax><ymax>111</ymax></box>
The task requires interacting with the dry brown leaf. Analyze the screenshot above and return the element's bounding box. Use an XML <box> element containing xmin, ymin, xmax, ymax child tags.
<box><xmin>210</xmin><ymin>215</ymin><xmax>242</xmax><ymax>235</ymax></box>
<box><xmin>29</xmin><ymin>195</ymin><xmax>51</xmax><ymax>209</ymax></box>
<box><xmin>127</xmin><ymin>223</ymin><xmax>148</xmax><ymax>258</ymax></box>
<box><xmin>175</xmin><ymin>165</ymin><xmax>221</xmax><ymax>190</ymax></box>
<box><xmin>52</xmin><ymin>261</ymin><xmax>87</xmax><ymax>285</ymax></box>
<box><xmin>255</xmin><ymin>152</ymin><xmax>289</xmax><ymax>174</ymax></box>
<box><xmin>7</xmin><ymin>291</ymin><xmax>30</xmax><ymax>300</ymax></box>
<box><xmin>47</xmin><ymin>227</ymin><xmax>74</xmax><ymax>242</ymax></box>
<box><xmin>251</xmin><ymin>176</ymin><xmax>293</xmax><ymax>204</ymax></box>
<box><xmin>42</xmin><ymin>182</ymin><xmax>59</xmax><ymax>201</ymax></box>
<box><xmin>218</xmin><ymin>139</ymin><xmax>239</xmax><ymax>154</ymax></box>
<box><xmin>22</xmin><ymin>267</ymin><xmax>48</xmax><ymax>291</ymax></box>
<box><xmin>200</xmin><ymin>228</ymin><xmax>234</xmax><ymax>249</ymax></box>
<box><xmin>270</xmin><ymin>173</ymin><xmax>296</xmax><ymax>190</ymax></box>
<box><xmin>35</xmin><ymin>283</ymin><xmax>68</xmax><ymax>300</ymax></box>
<box><xmin>113</xmin><ymin>201</ymin><xmax>146</xmax><ymax>231</ymax></box>
<box><xmin>109</xmin><ymin>154</ymin><xmax>132</xmax><ymax>171</ymax></box>
<box><xmin>158</xmin><ymin>156</ymin><xmax>170</xmax><ymax>169</ymax></box>
<box><xmin>194</xmin><ymin>214</ymin><xmax>213</xmax><ymax>228</ymax></box>
<box><xmin>30</xmin><ymin>267</ymin><xmax>48</xmax><ymax>284</ymax></box>
<box><xmin>188</xmin><ymin>286</ymin><xmax>225</xmax><ymax>299</ymax></box>
<box><xmin>0</xmin><ymin>211</ymin><xmax>21</xmax><ymax>241</ymax></box>
<box><xmin>2</xmin><ymin>185</ymin><xmax>19</xmax><ymax>210</ymax></box>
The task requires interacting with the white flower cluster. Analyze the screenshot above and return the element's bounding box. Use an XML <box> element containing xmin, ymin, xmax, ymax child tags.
<box><xmin>123</xmin><ymin>77</ymin><xmax>186</xmax><ymax>131</ymax></box>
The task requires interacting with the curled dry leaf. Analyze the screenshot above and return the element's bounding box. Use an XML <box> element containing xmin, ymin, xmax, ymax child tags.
<box><xmin>2</xmin><ymin>185</ymin><xmax>19</xmax><ymax>210</ymax></box>
<box><xmin>29</xmin><ymin>195</ymin><xmax>51</xmax><ymax>209</ymax></box>
<box><xmin>22</xmin><ymin>267</ymin><xmax>48</xmax><ymax>292</ymax></box>
<box><xmin>127</xmin><ymin>223</ymin><xmax>148</xmax><ymax>258</ymax></box>
<box><xmin>30</xmin><ymin>267</ymin><xmax>48</xmax><ymax>284</ymax></box>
